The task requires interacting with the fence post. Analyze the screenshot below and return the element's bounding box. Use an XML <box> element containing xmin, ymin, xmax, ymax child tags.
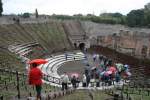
<box><xmin>10</xmin><ymin>72</ymin><xmax>12</xmax><ymax>80</ymax></box>
<box><xmin>53</xmin><ymin>77</ymin><xmax>54</xmax><ymax>83</ymax></box>
<box><xmin>126</xmin><ymin>93</ymin><xmax>129</xmax><ymax>99</ymax></box>
<box><xmin>29</xmin><ymin>92</ymin><xmax>32</xmax><ymax>97</ymax></box>
<box><xmin>16</xmin><ymin>71</ymin><xmax>20</xmax><ymax>99</ymax></box>
<box><xmin>4</xmin><ymin>81</ymin><xmax>8</xmax><ymax>91</ymax></box>
<box><xmin>0</xmin><ymin>95</ymin><xmax>3</xmax><ymax>100</ymax></box>
<box><xmin>147</xmin><ymin>90</ymin><xmax>150</xmax><ymax>96</ymax></box>
<box><xmin>47</xmin><ymin>75</ymin><xmax>49</xmax><ymax>81</ymax></box>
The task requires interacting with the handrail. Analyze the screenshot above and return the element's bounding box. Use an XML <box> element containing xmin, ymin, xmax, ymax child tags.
<box><xmin>12</xmin><ymin>43</ymin><xmax>39</xmax><ymax>52</ymax></box>
<box><xmin>43</xmin><ymin>74</ymin><xmax>61</xmax><ymax>85</ymax></box>
<box><xmin>9</xmin><ymin>42</ymin><xmax>38</xmax><ymax>51</ymax></box>
<box><xmin>0</xmin><ymin>68</ymin><xmax>61</xmax><ymax>85</ymax></box>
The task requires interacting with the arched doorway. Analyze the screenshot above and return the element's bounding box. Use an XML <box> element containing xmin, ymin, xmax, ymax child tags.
<box><xmin>79</xmin><ymin>43</ymin><xmax>85</xmax><ymax>50</ymax></box>
<box><xmin>141</xmin><ymin>45</ymin><xmax>148</xmax><ymax>58</ymax></box>
<box><xmin>74</xmin><ymin>43</ymin><xmax>77</xmax><ymax>49</ymax></box>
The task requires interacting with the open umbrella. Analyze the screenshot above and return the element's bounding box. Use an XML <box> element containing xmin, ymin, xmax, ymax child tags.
<box><xmin>124</xmin><ymin>64</ymin><xmax>129</xmax><ymax>71</ymax></box>
<box><xmin>109</xmin><ymin>66</ymin><xmax>117</xmax><ymax>73</ymax></box>
<box><xmin>100</xmin><ymin>71</ymin><xmax>105</xmax><ymax>76</ymax></box>
<box><xmin>106</xmin><ymin>71</ymin><xmax>112</xmax><ymax>75</ymax></box>
<box><xmin>28</xmin><ymin>59</ymin><xmax>48</xmax><ymax>64</ymax></box>
<box><xmin>70</xmin><ymin>72</ymin><xmax>80</xmax><ymax>78</ymax></box>
<box><xmin>126</xmin><ymin>71</ymin><xmax>132</xmax><ymax>76</ymax></box>
<box><xmin>91</xmin><ymin>67</ymin><xmax>96</xmax><ymax>70</ymax></box>
<box><xmin>115</xmin><ymin>63</ymin><xmax>123</xmax><ymax>72</ymax></box>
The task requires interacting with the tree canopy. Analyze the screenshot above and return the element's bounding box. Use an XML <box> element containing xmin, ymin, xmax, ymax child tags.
<box><xmin>0</xmin><ymin>0</ymin><xmax>3</xmax><ymax>16</ymax></box>
<box><xmin>3</xmin><ymin>1</ymin><xmax>150</xmax><ymax>28</ymax></box>
<box><xmin>35</xmin><ymin>9</ymin><xmax>38</xmax><ymax>18</ymax></box>
<box><xmin>50</xmin><ymin>2</ymin><xmax>150</xmax><ymax>28</ymax></box>
<box><xmin>127</xmin><ymin>9</ymin><xmax>145</xmax><ymax>27</ymax></box>
<box><xmin>22</xmin><ymin>13</ymin><xmax>30</xmax><ymax>18</ymax></box>
<box><xmin>126</xmin><ymin>3</ymin><xmax>150</xmax><ymax>27</ymax></box>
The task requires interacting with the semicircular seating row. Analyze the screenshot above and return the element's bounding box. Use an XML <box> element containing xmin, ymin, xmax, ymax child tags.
<box><xmin>8</xmin><ymin>44</ymin><xmax>87</xmax><ymax>85</ymax></box>
<box><xmin>8</xmin><ymin>42</ymin><xmax>39</xmax><ymax>62</ymax></box>
<box><xmin>8</xmin><ymin>45</ymin><xmax>124</xmax><ymax>89</ymax></box>
<box><xmin>8</xmin><ymin>42</ymin><xmax>38</xmax><ymax>55</ymax></box>
<box><xmin>39</xmin><ymin>52</ymin><xmax>86</xmax><ymax>79</ymax></box>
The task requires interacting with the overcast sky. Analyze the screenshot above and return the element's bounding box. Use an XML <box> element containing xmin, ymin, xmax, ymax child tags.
<box><xmin>2</xmin><ymin>0</ymin><xmax>150</xmax><ymax>15</ymax></box>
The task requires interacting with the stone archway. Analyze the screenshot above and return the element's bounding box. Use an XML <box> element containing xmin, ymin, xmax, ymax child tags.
<box><xmin>79</xmin><ymin>43</ymin><xmax>85</xmax><ymax>50</ymax></box>
<box><xmin>141</xmin><ymin>45</ymin><xmax>148</xmax><ymax>58</ymax></box>
<box><xmin>74</xmin><ymin>43</ymin><xmax>77</xmax><ymax>49</ymax></box>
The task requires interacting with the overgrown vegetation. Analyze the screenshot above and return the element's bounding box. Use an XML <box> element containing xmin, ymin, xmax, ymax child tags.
<box><xmin>50</xmin><ymin>13</ymin><xmax>126</xmax><ymax>25</ymax></box>
<box><xmin>50</xmin><ymin>2</ymin><xmax>150</xmax><ymax>28</ymax></box>
<box><xmin>0</xmin><ymin>0</ymin><xmax>3</xmax><ymax>16</ymax></box>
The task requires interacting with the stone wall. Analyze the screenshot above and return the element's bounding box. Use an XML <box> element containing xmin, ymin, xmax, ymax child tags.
<box><xmin>0</xmin><ymin>16</ymin><xmax>150</xmax><ymax>58</ymax></box>
<box><xmin>81</xmin><ymin>21</ymin><xmax>150</xmax><ymax>58</ymax></box>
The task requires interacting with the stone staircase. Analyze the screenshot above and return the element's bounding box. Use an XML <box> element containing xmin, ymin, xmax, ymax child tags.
<box><xmin>62</xmin><ymin>20</ymin><xmax>88</xmax><ymax>48</ymax></box>
<box><xmin>18</xmin><ymin>89</ymin><xmax>74</xmax><ymax>100</ymax></box>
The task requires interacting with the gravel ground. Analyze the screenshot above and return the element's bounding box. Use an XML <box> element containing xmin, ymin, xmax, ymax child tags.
<box><xmin>57</xmin><ymin>54</ymin><xmax>95</xmax><ymax>80</ymax></box>
<box><xmin>57</xmin><ymin>60</ymin><xmax>85</xmax><ymax>79</ymax></box>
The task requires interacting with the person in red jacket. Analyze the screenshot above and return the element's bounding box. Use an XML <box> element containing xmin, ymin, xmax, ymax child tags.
<box><xmin>28</xmin><ymin>63</ymin><xmax>43</xmax><ymax>100</ymax></box>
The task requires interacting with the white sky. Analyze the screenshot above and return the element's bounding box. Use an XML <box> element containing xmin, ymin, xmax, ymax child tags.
<box><xmin>3</xmin><ymin>0</ymin><xmax>150</xmax><ymax>15</ymax></box>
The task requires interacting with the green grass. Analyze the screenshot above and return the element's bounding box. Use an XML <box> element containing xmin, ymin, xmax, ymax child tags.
<box><xmin>0</xmin><ymin>21</ymin><xmax>72</xmax><ymax>99</ymax></box>
<box><xmin>126</xmin><ymin>94</ymin><xmax>150</xmax><ymax>100</ymax></box>
<box><xmin>122</xmin><ymin>85</ymin><xmax>150</xmax><ymax>100</ymax></box>
<box><xmin>0</xmin><ymin>50</ymin><xmax>25</xmax><ymax>72</ymax></box>
<box><xmin>0</xmin><ymin>21</ymin><xmax>72</xmax><ymax>55</ymax></box>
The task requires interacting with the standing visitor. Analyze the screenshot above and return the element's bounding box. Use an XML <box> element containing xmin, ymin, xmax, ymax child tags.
<box><xmin>96</xmin><ymin>54</ymin><xmax>100</xmax><ymax>62</ymax></box>
<box><xmin>65</xmin><ymin>52</ymin><xmax>68</xmax><ymax>60</ymax></box>
<box><xmin>71</xmin><ymin>76</ymin><xmax>77</xmax><ymax>89</ymax></box>
<box><xmin>28</xmin><ymin>63</ymin><xmax>43</xmax><ymax>100</ymax></box>
<box><xmin>93</xmin><ymin>53</ymin><xmax>97</xmax><ymax>62</ymax></box>
<box><xmin>115</xmin><ymin>72</ymin><xmax>121</xmax><ymax>83</ymax></box>
<box><xmin>61</xmin><ymin>72</ymin><xmax>69</xmax><ymax>91</ymax></box>
<box><xmin>86</xmin><ymin>74</ymin><xmax>91</xmax><ymax>87</ymax></box>
<box><xmin>82</xmin><ymin>74</ymin><xmax>87</xmax><ymax>87</ymax></box>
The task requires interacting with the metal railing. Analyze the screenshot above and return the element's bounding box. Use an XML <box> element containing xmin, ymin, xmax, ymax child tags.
<box><xmin>0</xmin><ymin>68</ymin><xmax>61</xmax><ymax>99</ymax></box>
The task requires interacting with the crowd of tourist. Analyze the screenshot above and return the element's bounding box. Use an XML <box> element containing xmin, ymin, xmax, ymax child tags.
<box><xmin>60</xmin><ymin>53</ymin><xmax>132</xmax><ymax>90</ymax></box>
<box><xmin>82</xmin><ymin>53</ymin><xmax>132</xmax><ymax>87</ymax></box>
<box><xmin>27</xmin><ymin>52</ymin><xmax>132</xmax><ymax>100</ymax></box>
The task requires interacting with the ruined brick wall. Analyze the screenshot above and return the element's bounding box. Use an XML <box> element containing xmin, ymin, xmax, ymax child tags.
<box><xmin>81</xmin><ymin>21</ymin><xmax>150</xmax><ymax>59</ymax></box>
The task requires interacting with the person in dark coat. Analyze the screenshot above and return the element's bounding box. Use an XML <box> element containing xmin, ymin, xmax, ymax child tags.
<box><xmin>86</xmin><ymin>74</ymin><xmax>91</xmax><ymax>87</ymax></box>
<box><xmin>71</xmin><ymin>76</ymin><xmax>77</xmax><ymax>89</ymax></box>
<box><xmin>65</xmin><ymin>52</ymin><xmax>68</xmax><ymax>60</ymax></box>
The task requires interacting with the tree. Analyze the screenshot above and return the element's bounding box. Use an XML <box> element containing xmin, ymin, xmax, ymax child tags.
<box><xmin>144</xmin><ymin>3</ymin><xmax>150</xmax><ymax>27</ymax></box>
<box><xmin>35</xmin><ymin>8</ymin><xmax>38</xmax><ymax>18</ymax></box>
<box><xmin>111</xmin><ymin>13</ymin><xmax>123</xmax><ymax>18</ymax></box>
<box><xmin>127</xmin><ymin>9</ymin><xmax>145</xmax><ymax>27</ymax></box>
<box><xmin>0</xmin><ymin>0</ymin><xmax>3</xmax><ymax>16</ymax></box>
<box><xmin>22</xmin><ymin>13</ymin><xmax>30</xmax><ymax>18</ymax></box>
<box><xmin>100</xmin><ymin>12</ymin><xmax>123</xmax><ymax>18</ymax></box>
<box><xmin>86</xmin><ymin>14</ymin><xmax>94</xmax><ymax>17</ymax></box>
<box><xmin>73</xmin><ymin>14</ymin><xmax>83</xmax><ymax>17</ymax></box>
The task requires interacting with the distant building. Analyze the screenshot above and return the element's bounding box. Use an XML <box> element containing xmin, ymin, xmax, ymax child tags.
<box><xmin>145</xmin><ymin>3</ymin><xmax>150</xmax><ymax>10</ymax></box>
